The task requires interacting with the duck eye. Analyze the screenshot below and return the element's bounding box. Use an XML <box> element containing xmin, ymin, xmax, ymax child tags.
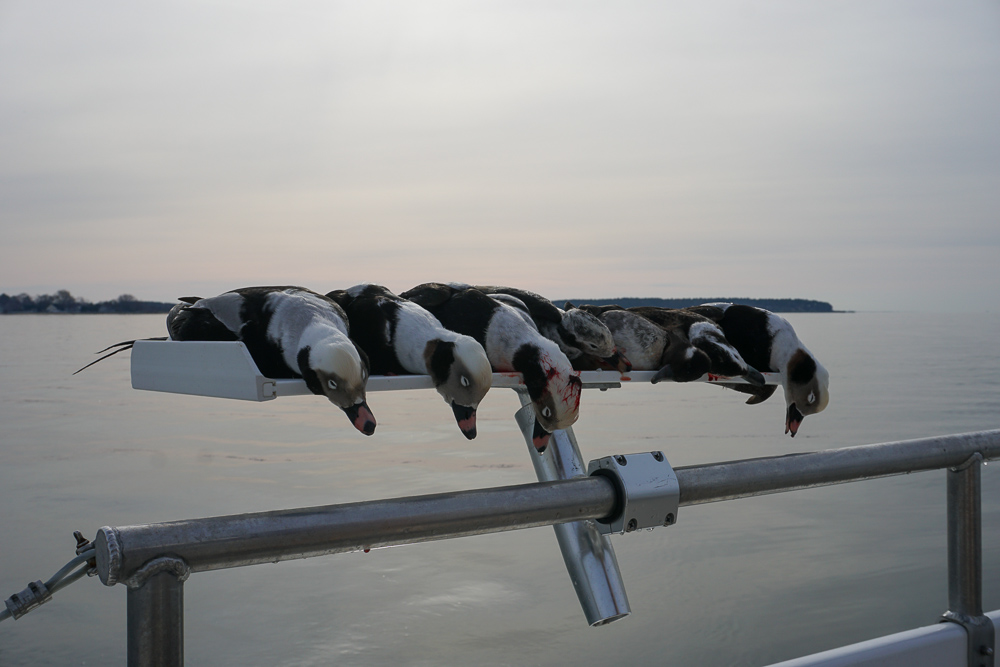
<box><xmin>807</xmin><ymin>391</ymin><xmax>816</xmax><ymax>405</ymax></box>
<box><xmin>460</xmin><ymin>375</ymin><xmax>470</xmax><ymax>388</ymax></box>
<box><xmin>327</xmin><ymin>379</ymin><xmax>338</xmax><ymax>390</ymax></box>
<box><xmin>542</xmin><ymin>407</ymin><xmax>552</xmax><ymax>418</ymax></box>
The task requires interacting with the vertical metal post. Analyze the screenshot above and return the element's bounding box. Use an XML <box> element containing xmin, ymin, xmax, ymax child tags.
<box><xmin>126</xmin><ymin>558</ymin><xmax>188</xmax><ymax>667</ymax></box>
<box><xmin>942</xmin><ymin>454</ymin><xmax>995</xmax><ymax>667</ymax></box>
<box><xmin>514</xmin><ymin>391</ymin><xmax>630</xmax><ymax>625</ymax></box>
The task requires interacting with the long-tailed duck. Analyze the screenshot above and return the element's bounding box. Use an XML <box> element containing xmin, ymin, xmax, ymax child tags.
<box><xmin>625</xmin><ymin>306</ymin><xmax>765</xmax><ymax>386</ymax></box>
<box><xmin>686</xmin><ymin>303</ymin><xmax>830</xmax><ymax>436</ymax></box>
<box><xmin>474</xmin><ymin>286</ymin><xmax>631</xmax><ymax>373</ymax></box>
<box><xmin>401</xmin><ymin>283</ymin><xmax>582</xmax><ymax>452</ymax></box>
<box><xmin>326</xmin><ymin>284</ymin><xmax>492</xmax><ymax>439</ymax></box>
<box><xmin>169</xmin><ymin>286</ymin><xmax>376</xmax><ymax>435</ymax></box>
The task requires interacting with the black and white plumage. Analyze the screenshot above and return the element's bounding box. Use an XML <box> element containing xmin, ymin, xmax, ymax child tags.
<box><xmin>686</xmin><ymin>303</ymin><xmax>830</xmax><ymax>437</ymax></box>
<box><xmin>474</xmin><ymin>286</ymin><xmax>631</xmax><ymax>373</ymax></box>
<box><xmin>165</xmin><ymin>296</ymin><xmax>234</xmax><ymax>342</ymax></box>
<box><xmin>326</xmin><ymin>284</ymin><xmax>493</xmax><ymax>440</ymax></box>
<box><xmin>625</xmin><ymin>307</ymin><xmax>766</xmax><ymax>386</ymax></box>
<box><xmin>401</xmin><ymin>283</ymin><xmax>583</xmax><ymax>452</ymax></box>
<box><xmin>168</xmin><ymin>286</ymin><xmax>377</xmax><ymax>436</ymax></box>
<box><xmin>572</xmin><ymin>304</ymin><xmax>712</xmax><ymax>380</ymax></box>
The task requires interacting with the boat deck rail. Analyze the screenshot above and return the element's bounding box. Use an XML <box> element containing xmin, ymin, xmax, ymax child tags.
<box><xmin>97</xmin><ymin>427</ymin><xmax>999</xmax><ymax>667</ymax></box>
<box><xmin>9</xmin><ymin>339</ymin><xmax>997</xmax><ymax>667</ymax></box>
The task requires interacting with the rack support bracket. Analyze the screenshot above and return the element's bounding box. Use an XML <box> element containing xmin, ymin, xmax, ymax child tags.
<box><xmin>588</xmin><ymin>452</ymin><xmax>679</xmax><ymax>535</ymax></box>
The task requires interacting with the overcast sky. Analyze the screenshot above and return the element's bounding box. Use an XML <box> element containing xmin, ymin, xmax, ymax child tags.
<box><xmin>1</xmin><ymin>1</ymin><xmax>998</xmax><ymax>312</ymax></box>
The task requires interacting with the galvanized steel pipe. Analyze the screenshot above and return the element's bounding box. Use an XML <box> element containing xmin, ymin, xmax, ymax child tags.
<box><xmin>943</xmin><ymin>455</ymin><xmax>996</xmax><ymax>667</ymax></box>
<box><xmin>96</xmin><ymin>477</ymin><xmax>617</xmax><ymax>586</ymax></box>
<box><xmin>127</xmin><ymin>570</ymin><xmax>184</xmax><ymax>667</ymax></box>
<box><xmin>673</xmin><ymin>429</ymin><xmax>1000</xmax><ymax>506</ymax></box>
<box><xmin>949</xmin><ymin>456</ymin><xmax>985</xmax><ymax>618</ymax></box>
<box><xmin>513</xmin><ymin>396</ymin><xmax>630</xmax><ymax>626</ymax></box>
<box><xmin>96</xmin><ymin>429</ymin><xmax>1000</xmax><ymax>587</ymax></box>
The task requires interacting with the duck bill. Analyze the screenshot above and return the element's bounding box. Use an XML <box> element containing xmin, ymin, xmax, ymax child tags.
<box><xmin>785</xmin><ymin>403</ymin><xmax>804</xmax><ymax>437</ymax></box>
<box><xmin>344</xmin><ymin>402</ymin><xmax>377</xmax><ymax>436</ymax></box>
<box><xmin>744</xmin><ymin>367</ymin><xmax>766</xmax><ymax>386</ymax></box>
<box><xmin>605</xmin><ymin>349</ymin><xmax>632</xmax><ymax>373</ymax></box>
<box><xmin>531</xmin><ymin>418</ymin><xmax>552</xmax><ymax>453</ymax></box>
<box><xmin>451</xmin><ymin>402</ymin><xmax>477</xmax><ymax>440</ymax></box>
<box><xmin>650</xmin><ymin>364</ymin><xmax>674</xmax><ymax>384</ymax></box>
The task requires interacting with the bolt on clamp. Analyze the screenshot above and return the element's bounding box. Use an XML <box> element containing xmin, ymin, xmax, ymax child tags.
<box><xmin>587</xmin><ymin>451</ymin><xmax>680</xmax><ymax>536</ymax></box>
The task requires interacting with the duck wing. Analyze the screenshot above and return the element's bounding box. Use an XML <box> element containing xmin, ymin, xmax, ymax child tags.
<box><xmin>573</xmin><ymin>303</ymin><xmax>625</xmax><ymax>316</ymax></box>
<box><xmin>683</xmin><ymin>304</ymin><xmax>728</xmax><ymax>321</ymax></box>
<box><xmin>167</xmin><ymin>301</ymin><xmax>239</xmax><ymax>342</ymax></box>
<box><xmin>628</xmin><ymin>306</ymin><xmax>710</xmax><ymax>333</ymax></box>
<box><xmin>400</xmin><ymin>283</ymin><xmax>458</xmax><ymax>309</ymax></box>
<box><xmin>324</xmin><ymin>289</ymin><xmax>350</xmax><ymax>308</ymax></box>
<box><xmin>474</xmin><ymin>286</ymin><xmax>562</xmax><ymax>325</ymax></box>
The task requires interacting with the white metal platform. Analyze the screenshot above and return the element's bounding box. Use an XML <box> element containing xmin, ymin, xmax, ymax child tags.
<box><xmin>128</xmin><ymin>339</ymin><xmax>781</xmax><ymax>400</ymax></box>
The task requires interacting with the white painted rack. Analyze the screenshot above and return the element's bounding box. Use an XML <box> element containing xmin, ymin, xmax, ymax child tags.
<box><xmin>128</xmin><ymin>339</ymin><xmax>781</xmax><ymax>400</ymax></box>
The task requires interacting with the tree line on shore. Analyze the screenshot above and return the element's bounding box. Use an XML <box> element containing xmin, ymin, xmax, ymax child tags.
<box><xmin>0</xmin><ymin>290</ymin><xmax>174</xmax><ymax>314</ymax></box>
<box><xmin>1</xmin><ymin>290</ymin><xmax>836</xmax><ymax>315</ymax></box>
<box><xmin>561</xmin><ymin>297</ymin><xmax>835</xmax><ymax>312</ymax></box>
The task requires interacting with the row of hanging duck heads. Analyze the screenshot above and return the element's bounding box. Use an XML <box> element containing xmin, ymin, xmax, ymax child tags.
<box><xmin>84</xmin><ymin>283</ymin><xmax>829</xmax><ymax>449</ymax></box>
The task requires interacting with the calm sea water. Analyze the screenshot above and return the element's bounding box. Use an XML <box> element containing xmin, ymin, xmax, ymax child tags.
<box><xmin>1</xmin><ymin>312</ymin><xmax>998</xmax><ymax>666</ymax></box>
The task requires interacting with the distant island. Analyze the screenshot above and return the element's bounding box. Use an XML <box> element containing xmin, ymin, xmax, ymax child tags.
<box><xmin>0</xmin><ymin>290</ymin><xmax>174</xmax><ymax>314</ymax></box>
<box><xmin>0</xmin><ymin>290</ymin><xmax>836</xmax><ymax>315</ymax></box>
<box><xmin>560</xmin><ymin>297</ymin><xmax>835</xmax><ymax>313</ymax></box>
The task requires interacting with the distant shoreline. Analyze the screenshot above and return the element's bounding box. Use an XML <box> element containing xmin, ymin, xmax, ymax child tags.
<box><xmin>3</xmin><ymin>291</ymin><xmax>836</xmax><ymax>315</ymax></box>
<box><xmin>0</xmin><ymin>291</ymin><xmax>175</xmax><ymax>315</ymax></box>
<box><xmin>559</xmin><ymin>297</ymin><xmax>835</xmax><ymax>313</ymax></box>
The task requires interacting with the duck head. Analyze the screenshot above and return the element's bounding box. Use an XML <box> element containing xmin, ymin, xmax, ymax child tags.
<box><xmin>425</xmin><ymin>336</ymin><xmax>493</xmax><ymax>439</ymax></box>
<box><xmin>560</xmin><ymin>306</ymin><xmax>631</xmax><ymax>372</ymax></box>
<box><xmin>783</xmin><ymin>348</ymin><xmax>830</xmax><ymax>437</ymax></box>
<box><xmin>651</xmin><ymin>339</ymin><xmax>712</xmax><ymax>383</ymax></box>
<box><xmin>513</xmin><ymin>343</ymin><xmax>582</xmax><ymax>452</ymax></box>
<box><xmin>303</xmin><ymin>341</ymin><xmax>376</xmax><ymax>436</ymax></box>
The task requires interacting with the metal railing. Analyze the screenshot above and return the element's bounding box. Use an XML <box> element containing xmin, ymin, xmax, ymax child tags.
<box><xmin>70</xmin><ymin>344</ymin><xmax>997</xmax><ymax>665</ymax></box>
<box><xmin>92</xmin><ymin>426</ymin><xmax>1000</xmax><ymax>667</ymax></box>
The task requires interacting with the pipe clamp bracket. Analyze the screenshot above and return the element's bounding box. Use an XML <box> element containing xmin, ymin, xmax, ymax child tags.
<box><xmin>588</xmin><ymin>451</ymin><xmax>679</xmax><ymax>535</ymax></box>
